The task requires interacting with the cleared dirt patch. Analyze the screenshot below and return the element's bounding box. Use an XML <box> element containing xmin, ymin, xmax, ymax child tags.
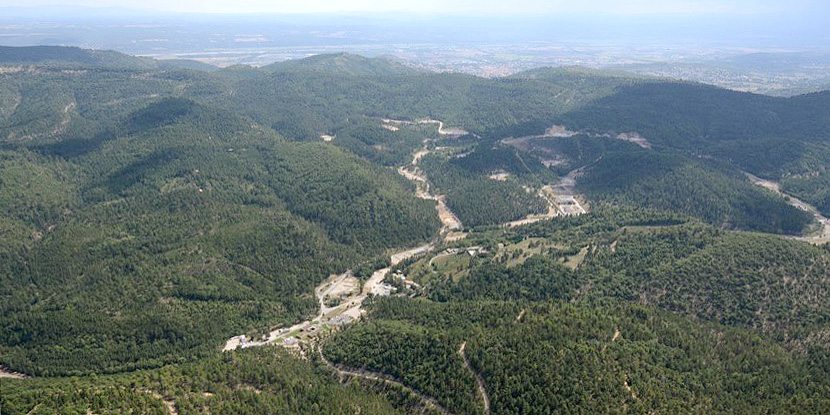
<box><xmin>488</xmin><ymin>171</ymin><xmax>510</xmax><ymax>181</ymax></box>
<box><xmin>502</xmin><ymin>125</ymin><xmax>651</xmax><ymax>151</ymax></box>
<box><xmin>545</xmin><ymin>124</ymin><xmax>579</xmax><ymax>137</ymax></box>
<box><xmin>0</xmin><ymin>365</ymin><xmax>29</xmax><ymax>379</ymax></box>
<box><xmin>616</xmin><ymin>132</ymin><xmax>651</xmax><ymax>149</ymax></box>
<box><xmin>318</xmin><ymin>272</ymin><xmax>359</xmax><ymax>305</ymax></box>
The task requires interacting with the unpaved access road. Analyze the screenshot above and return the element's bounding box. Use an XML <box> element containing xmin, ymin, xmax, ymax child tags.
<box><xmin>224</xmin><ymin>120</ymin><xmax>468</xmax><ymax>352</ymax></box>
<box><xmin>382</xmin><ymin>117</ymin><xmax>470</xmax><ymax>137</ymax></box>
<box><xmin>319</xmin><ymin>349</ymin><xmax>455</xmax><ymax>415</ymax></box>
<box><xmin>224</xmin><ymin>119</ymin><xmax>591</xmax><ymax>352</ymax></box>
<box><xmin>398</xmin><ymin>136</ymin><xmax>464</xmax><ymax>232</ymax></box>
<box><xmin>458</xmin><ymin>342</ymin><xmax>491</xmax><ymax>415</ymax></box>
<box><xmin>500</xmin><ymin>124</ymin><xmax>651</xmax><ymax>150</ymax></box>
<box><xmin>223</xmin><ymin>242</ymin><xmax>433</xmax><ymax>351</ymax></box>
<box><xmin>746</xmin><ymin>173</ymin><xmax>830</xmax><ymax>244</ymax></box>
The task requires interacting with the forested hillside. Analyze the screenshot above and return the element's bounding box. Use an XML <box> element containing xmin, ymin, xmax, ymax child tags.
<box><xmin>327</xmin><ymin>299</ymin><xmax>830</xmax><ymax>415</ymax></box>
<box><xmin>0</xmin><ymin>83</ymin><xmax>439</xmax><ymax>375</ymax></box>
<box><xmin>2</xmin><ymin>47</ymin><xmax>830</xmax><ymax>414</ymax></box>
<box><xmin>554</xmin><ymin>82</ymin><xmax>830</xmax><ymax>179</ymax></box>
<box><xmin>575</xmin><ymin>149</ymin><xmax>813</xmax><ymax>233</ymax></box>
<box><xmin>2</xmin><ymin>348</ymin><xmax>409</xmax><ymax>415</ymax></box>
<box><xmin>324</xmin><ymin>209</ymin><xmax>830</xmax><ymax>414</ymax></box>
<box><xmin>0</xmin><ymin>45</ymin><xmax>216</xmax><ymax>71</ymax></box>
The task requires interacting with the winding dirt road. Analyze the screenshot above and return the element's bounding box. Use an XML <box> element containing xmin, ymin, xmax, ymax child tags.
<box><xmin>458</xmin><ymin>342</ymin><xmax>491</xmax><ymax>415</ymax></box>
<box><xmin>319</xmin><ymin>349</ymin><xmax>455</xmax><ymax>415</ymax></box>
<box><xmin>382</xmin><ymin>117</ymin><xmax>470</xmax><ymax>137</ymax></box>
<box><xmin>746</xmin><ymin>173</ymin><xmax>830</xmax><ymax>244</ymax></box>
<box><xmin>398</xmin><ymin>135</ymin><xmax>464</xmax><ymax>233</ymax></box>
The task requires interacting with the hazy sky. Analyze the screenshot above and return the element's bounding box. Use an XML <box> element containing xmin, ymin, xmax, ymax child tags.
<box><xmin>0</xmin><ymin>0</ymin><xmax>823</xmax><ymax>15</ymax></box>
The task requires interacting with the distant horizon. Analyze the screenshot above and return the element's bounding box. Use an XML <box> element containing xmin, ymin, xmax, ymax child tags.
<box><xmin>0</xmin><ymin>0</ymin><xmax>828</xmax><ymax>17</ymax></box>
<box><xmin>1</xmin><ymin>0</ymin><xmax>829</xmax><ymax>97</ymax></box>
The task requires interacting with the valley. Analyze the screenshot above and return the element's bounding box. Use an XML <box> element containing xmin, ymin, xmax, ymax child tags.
<box><xmin>224</xmin><ymin>119</ymin><xmax>586</xmax><ymax>353</ymax></box>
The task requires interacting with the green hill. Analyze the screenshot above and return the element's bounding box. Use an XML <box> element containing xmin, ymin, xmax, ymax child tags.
<box><xmin>263</xmin><ymin>52</ymin><xmax>424</xmax><ymax>76</ymax></box>
<box><xmin>0</xmin><ymin>46</ymin><xmax>215</xmax><ymax>72</ymax></box>
<box><xmin>0</xmin><ymin>97</ymin><xmax>438</xmax><ymax>375</ymax></box>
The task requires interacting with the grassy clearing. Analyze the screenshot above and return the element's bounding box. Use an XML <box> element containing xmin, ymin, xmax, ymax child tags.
<box><xmin>563</xmin><ymin>246</ymin><xmax>590</xmax><ymax>269</ymax></box>
<box><xmin>496</xmin><ymin>237</ymin><xmax>564</xmax><ymax>267</ymax></box>
<box><xmin>432</xmin><ymin>253</ymin><xmax>473</xmax><ymax>282</ymax></box>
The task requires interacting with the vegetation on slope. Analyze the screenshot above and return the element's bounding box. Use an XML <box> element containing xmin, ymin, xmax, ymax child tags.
<box><xmin>1</xmin><ymin>347</ymin><xmax>406</xmax><ymax>415</ymax></box>
<box><xmin>328</xmin><ymin>298</ymin><xmax>830</xmax><ymax>415</ymax></box>
<box><xmin>2</xmin><ymin>48</ymin><xmax>830</xmax><ymax>415</ymax></box>
<box><xmin>0</xmin><ymin>98</ymin><xmax>438</xmax><ymax>375</ymax></box>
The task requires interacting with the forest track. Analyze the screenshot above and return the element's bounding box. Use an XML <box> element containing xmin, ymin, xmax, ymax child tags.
<box><xmin>746</xmin><ymin>173</ymin><xmax>830</xmax><ymax>244</ymax></box>
<box><xmin>458</xmin><ymin>342</ymin><xmax>491</xmax><ymax>415</ymax></box>
<box><xmin>382</xmin><ymin>117</ymin><xmax>469</xmax><ymax>137</ymax></box>
<box><xmin>51</xmin><ymin>101</ymin><xmax>75</xmax><ymax>137</ymax></box>
<box><xmin>223</xmin><ymin>118</ymin><xmax>589</xmax><ymax>354</ymax></box>
<box><xmin>398</xmin><ymin>136</ymin><xmax>464</xmax><ymax>233</ymax></box>
<box><xmin>500</xmin><ymin>125</ymin><xmax>651</xmax><ymax>150</ymax></box>
<box><xmin>319</xmin><ymin>349</ymin><xmax>455</xmax><ymax>415</ymax></box>
<box><xmin>14</xmin><ymin>100</ymin><xmax>75</xmax><ymax>141</ymax></box>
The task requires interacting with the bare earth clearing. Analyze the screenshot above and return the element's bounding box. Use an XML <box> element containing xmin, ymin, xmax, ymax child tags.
<box><xmin>223</xmin><ymin>240</ymin><xmax>431</xmax><ymax>351</ymax></box>
<box><xmin>0</xmin><ymin>365</ymin><xmax>28</xmax><ymax>379</ymax></box>
<box><xmin>503</xmin><ymin>169</ymin><xmax>588</xmax><ymax>227</ymax></box>
<box><xmin>501</xmin><ymin>124</ymin><xmax>651</xmax><ymax>150</ymax></box>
